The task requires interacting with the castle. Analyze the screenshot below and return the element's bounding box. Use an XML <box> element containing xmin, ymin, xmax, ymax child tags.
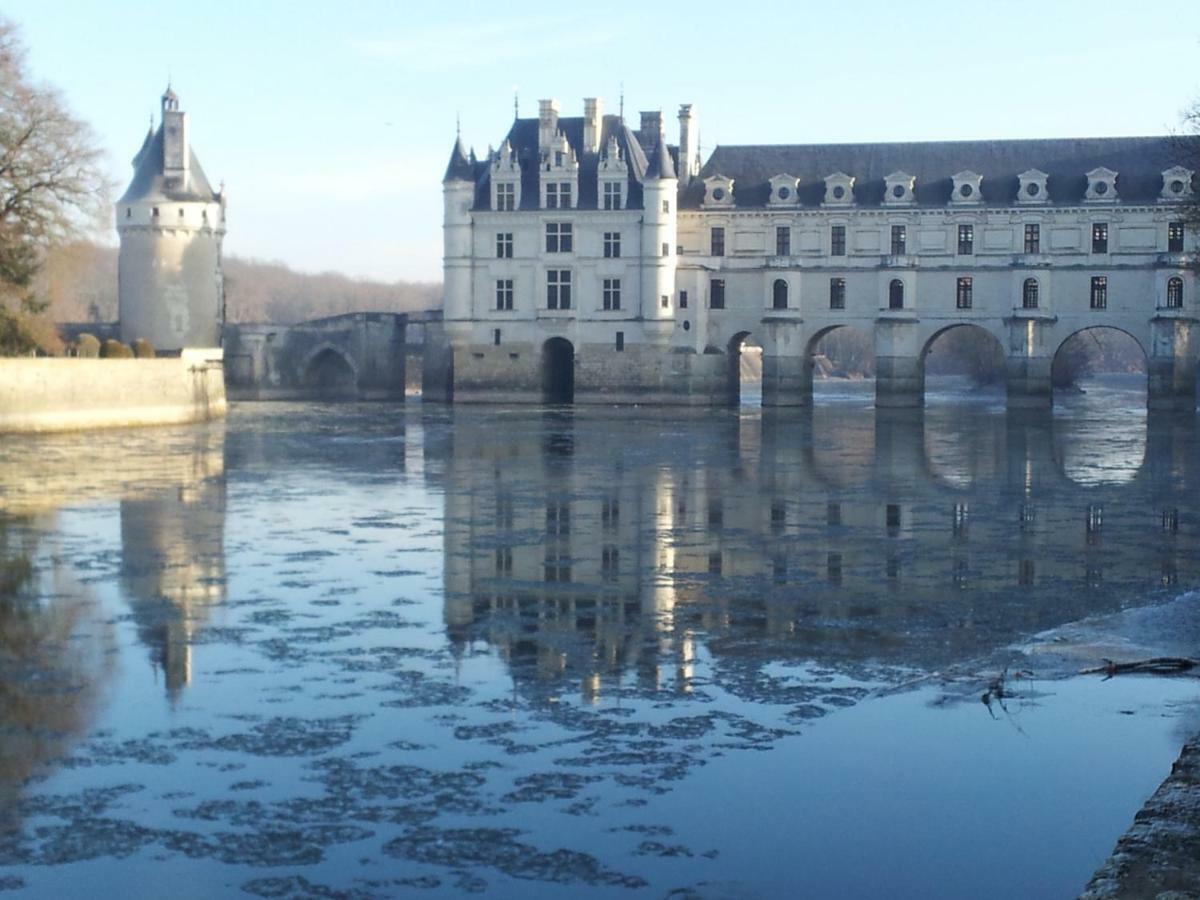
<box><xmin>443</xmin><ymin>98</ymin><xmax>1199</xmax><ymax>409</ymax></box>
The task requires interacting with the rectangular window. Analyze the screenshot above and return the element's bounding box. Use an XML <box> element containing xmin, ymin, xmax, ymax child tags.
<box><xmin>1090</xmin><ymin>275</ymin><xmax>1107</xmax><ymax>310</ymax></box>
<box><xmin>890</xmin><ymin>225</ymin><xmax>906</xmax><ymax>256</ymax></box>
<box><xmin>662</xmin><ymin>200</ymin><xmax>670</xmax><ymax>214</ymax></box>
<box><xmin>1022</xmin><ymin>278</ymin><xmax>1039</xmax><ymax>309</ymax></box>
<box><xmin>1024</xmin><ymin>223</ymin><xmax>1040</xmax><ymax>254</ymax></box>
<box><xmin>545</xmin><ymin>182</ymin><xmax>571</xmax><ymax>209</ymax></box>
<box><xmin>496</xmin><ymin>232</ymin><xmax>513</xmax><ymax>259</ymax></box>
<box><xmin>829</xmin><ymin>277</ymin><xmax>846</xmax><ymax>310</ymax></box>
<box><xmin>547</xmin><ymin>270</ymin><xmax>572</xmax><ymax>310</ymax></box>
<box><xmin>602</xmin><ymin>277</ymin><xmax>621</xmax><ymax>311</ymax></box>
<box><xmin>711</xmin><ymin>227</ymin><xmax>725</xmax><ymax>257</ymax></box>
<box><xmin>710</xmin><ymin>279</ymin><xmax>725</xmax><ymax>309</ymax></box>
<box><xmin>956</xmin><ymin>276</ymin><xmax>973</xmax><ymax>310</ymax></box>
<box><xmin>603</xmin><ymin>231</ymin><xmax>621</xmax><ymax>258</ymax></box>
<box><xmin>603</xmin><ymin>182</ymin><xmax>622</xmax><ymax>210</ymax></box>
<box><xmin>660</xmin><ymin>295</ymin><xmax>669</xmax><ymax>309</ymax></box>
<box><xmin>1168</xmin><ymin>221</ymin><xmax>1185</xmax><ymax>253</ymax></box>
<box><xmin>1166</xmin><ymin>278</ymin><xmax>1183</xmax><ymax>309</ymax></box>
<box><xmin>615</xmin><ymin>331</ymin><xmax>624</xmax><ymax>351</ymax></box>
<box><xmin>662</xmin><ymin>242</ymin><xmax>670</xmax><ymax>257</ymax></box>
<box><xmin>495</xmin><ymin>279</ymin><xmax>513</xmax><ymax>310</ymax></box>
<box><xmin>957</xmin><ymin>224</ymin><xmax>974</xmax><ymax>255</ymax></box>
<box><xmin>545</xmin><ymin>222</ymin><xmax>573</xmax><ymax>253</ymax></box>
<box><xmin>1092</xmin><ymin>222</ymin><xmax>1108</xmax><ymax>254</ymax></box>
<box><xmin>496</xmin><ymin>183</ymin><xmax>515</xmax><ymax>211</ymax></box>
<box><xmin>493</xmin><ymin>328</ymin><xmax>501</xmax><ymax>346</ymax></box>
<box><xmin>679</xmin><ymin>290</ymin><xmax>689</xmax><ymax>309</ymax></box>
<box><xmin>601</xmin><ymin>546</ymin><xmax>619</xmax><ymax>580</ymax></box>
<box><xmin>831</xmin><ymin>225</ymin><xmax>846</xmax><ymax>256</ymax></box>
<box><xmin>776</xmin><ymin>226</ymin><xmax>791</xmax><ymax>256</ymax></box>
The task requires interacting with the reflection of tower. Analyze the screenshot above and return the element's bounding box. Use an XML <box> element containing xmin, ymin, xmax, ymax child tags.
<box><xmin>120</xmin><ymin>434</ymin><xmax>226</xmax><ymax>698</ymax></box>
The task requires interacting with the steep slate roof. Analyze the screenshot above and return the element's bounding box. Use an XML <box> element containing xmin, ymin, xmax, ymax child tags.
<box><xmin>443</xmin><ymin>136</ymin><xmax>474</xmax><ymax>182</ymax></box>
<box><xmin>680</xmin><ymin>135</ymin><xmax>1200</xmax><ymax>208</ymax></box>
<box><xmin>471</xmin><ymin>114</ymin><xmax>670</xmax><ymax>211</ymax></box>
<box><xmin>118</xmin><ymin>124</ymin><xmax>219</xmax><ymax>204</ymax></box>
<box><xmin>645</xmin><ymin>138</ymin><xmax>677</xmax><ymax>180</ymax></box>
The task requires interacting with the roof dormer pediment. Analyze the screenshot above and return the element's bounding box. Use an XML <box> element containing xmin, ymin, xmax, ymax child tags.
<box><xmin>703</xmin><ymin>174</ymin><xmax>734</xmax><ymax>207</ymax></box>
<box><xmin>768</xmin><ymin>174</ymin><xmax>799</xmax><ymax>206</ymax></box>
<box><xmin>884</xmin><ymin>171</ymin><xmax>915</xmax><ymax>205</ymax></box>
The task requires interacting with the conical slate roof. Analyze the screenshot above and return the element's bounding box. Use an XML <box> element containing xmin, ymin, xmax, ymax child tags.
<box><xmin>443</xmin><ymin>136</ymin><xmax>474</xmax><ymax>183</ymax></box>
<box><xmin>118</xmin><ymin>124</ymin><xmax>219</xmax><ymax>204</ymax></box>
<box><xmin>644</xmin><ymin>137</ymin><xmax>676</xmax><ymax>180</ymax></box>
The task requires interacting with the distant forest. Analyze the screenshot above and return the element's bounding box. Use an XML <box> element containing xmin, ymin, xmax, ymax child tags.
<box><xmin>41</xmin><ymin>241</ymin><xmax>441</xmax><ymax>325</ymax></box>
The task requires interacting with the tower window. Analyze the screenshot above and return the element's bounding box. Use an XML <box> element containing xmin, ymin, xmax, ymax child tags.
<box><xmin>957</xmin><ymin>224</ymin><xmax>973</xmax><ymax>255</ymax></box>
<box><xmin>547</xmin><ymin>270</ymin><xmax>572</xmax><ymax>309</ymax></box>
<box><xmin>602</xmin><ymin>278</ymin><xmax>621</xmax><ymax>311</ymax></box>
<box><xmin>830</xmin><ymin>277</ymin><xmax>846</xmax><ymax>309</ymax></box>
<box><xmin>125</xmin><ymin>207</ymin><xmax>131</xmax><ymax>218</ymax></box>
<box><xmin>1092</xmin><ymin>223</ymin><xmax>1108</xmax><ymax>254</ymax></box>
<box><xmin>1090</xmin><ymin>276</ymin><xmax>1107</xmax><ymax>309</ymax></box>
<box><xmin>710</xmin><ymin>279</ymin><xmax>725</xmax><ymax>309</ymax></box>
<box><xmin>831</xmin><ymin>225</ymin><xmax>846</xmax><ymax>256</ymax></box>
<box><xmin>662</xmin><ymin>200</ymin><xmax>670</xmax><ymax>214</ymax></box>
<box><xmin>660</xmin><ymin>294</ymin><xmax>669</xmax><ymax>309</ymax></box>
<box><xmin>956</xmin><ymin>276</ymin><xmax>973</xmax><ymax>309</ymax></box>
<box><xmin>890</xmin><ymin>224</ymin><xmax>906</xmax><ymax>256</ymax></box>
<box><xmin>1024</xmin><ymin>223</ymin><xmax>1040</xmax><ymax>254</ymax></box>
<box><xmin>152</xmin><ymin>207</ymin><xmax>159</xmax><ymax>217</ymax></box>
<box><xmin>662</xmin><ymin>242</ymin><xmax>670</xmax><ymax>257</ymax></box>
<box><xmin>1168</xmin><ymin>221</ymin><xmax>1184</xmax><ymax>253</ymax></box>
<box><xmin>603</xmin><ymin>231</ymin><xmax>621</xmax><ymax>258</ymax></box>
<box><xmin>1022</xmin><ymin>278</ymin><xmax>1039</xmax><ymax>309</ymax></box>
<box><xmin>178</xmin><ymin>208</ymin><xmax>184</xmax><ymax>217</ymax></box>
<box><xmin>1166</xmin><ymin>277</ymin><xmax>1183</xmax><ymax>309</ymax></box>
<box><xmin>711</xmin><ymin>227</ymin><xmax>725</xmax><ymax>257</ymax></box>
<box><xmin>679</xmin><ymin>290</ymin><xmax>689</xmax><ymax>309</ymax></box>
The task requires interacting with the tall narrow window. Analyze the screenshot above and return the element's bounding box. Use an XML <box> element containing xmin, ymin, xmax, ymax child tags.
<box><xmin>776</xmin><ymin>226</ymin><xmax>791</xmax><ymax>256</ymax></box>
<box><xmin>496</xmin><ymin>232</ymin><xmax>513</xmax><ymax>259</ymax></box>
<box><xmin>493</xmin><ymin>328</ymin><xmax>501</xmax><ymax>346</ymax></box>
<box><xmin>1090</xmin><ymin>276</ymin><xmax>1107</xmax><ymax>309</ymax></box>
<box><xmin>831</xmin><ymin>225</ymin><xmax>846</xmax><ymax>256</ymax></box>
<box><xmin>1168</xmin><ymin>221</ymin><xmax>1185</xmax><ymax>253</ymax></box>
<box><xmin>772</xmin><ymin>279</ymin><xmax>788</xmax><ymax>310</ymax></box>
<box><xmin>679</xmin><ymin>290</ymin><xmax>689</xmax><ymax>309</ymax></box>
<box><xmin>615</xmin><ymin>331</ymin><xmax>625</xmax><ymax>351</ymax></box>
<box><xmin>891</xmin><ymin>224</ymin><xmax>906</xmax><ymax>256</ymax></box>
<box><xmin>956</xmin><ymin>276</ymin><xmax>973</xmax><ymax>310</ymax></box>
<box><xmin>603</xmin><ymin>182</ymin><xmax>622</xmax><ymax>210</ymax></box>
<box><xmin>710</xmin><ymin>279</ymin><xmax>725</xmax><ymax>309</ymax></box>
<box><xmin>603</xmin><ymin>231</ymin><xmax>621</xmax><ymax>258</ymax></box>
<box><xmin>545</xmin><ymin>222</ymin><xmax>573</xmax><ymax>253</ymax></box>
<box><xmin>1024</xmin><ymin>223</ymin><xmax>1040</xmax><ymax>254</ymax></box>
<box><xmin>957</xmin><ymin>224</ymin><xmax>974</xmax><ymax>255</ymax></box>
<box><xmin>888</xmin><ymin>279</ymin><xmax>904</xmax><ymax>310</ymax></box>
<box><xmin>495</xmin><ymin>279</ymin><xmax>514</xmax><ymax>310</ymax></box>
<box><xmin>1166</xmin><ymin>276</ymin><xmax>1184</xmax><ymax>309</ymax></box>
<box><xmin>711</xmin><ymin>227</ymin><xmax>725</xmax><ymax>257</ymax></box>
<box><xmin>602</xmin><ymin>278</ymin><xmax>621</xmax><ymax>311</ymax></box>
<box><xmin>830</xmin><ymin>277</ymin><xmax>846</xmax><ymax>310</ymax></box>
<box><xmin>1092</xmin><ymin>223</ymin><xmax>1109</xmax><ymax>254</ymax></box>
<box><xmin>1022</xmin><ymin>278</ymin><xmax>1039</xmax><ymax>309</ymax></box>
<box><xmin>547</xmin><ymin>270</ymin><xmax>572</xmax><ymax>310</ymax></box>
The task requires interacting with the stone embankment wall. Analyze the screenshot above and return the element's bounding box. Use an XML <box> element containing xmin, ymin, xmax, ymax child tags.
<box><xmin>0</xmin><ymin>349</ymin><xmax>226</xmax><ymax>433</ymax></box>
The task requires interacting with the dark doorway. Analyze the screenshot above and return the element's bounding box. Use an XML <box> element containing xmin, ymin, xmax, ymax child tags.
<box><xmin>304</xmin><ymin>348</ymin><xmax>357</xmax><ymax>398</ymax></box>
<box><xmin>542</xmin><ymin>338</ymin><xmax>575</xmax><ymax>404</ymax></box>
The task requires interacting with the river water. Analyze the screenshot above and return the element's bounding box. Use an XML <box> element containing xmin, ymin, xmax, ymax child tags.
<box><xmin>0</xmin><ymin>376</ymin><xmax>1198</xmax><ymax>899</ymax></box>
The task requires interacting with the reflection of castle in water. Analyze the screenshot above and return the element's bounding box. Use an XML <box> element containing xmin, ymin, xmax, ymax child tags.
<box><xmin>442</xmin><ymin>406</ymin><xmax>1199</xmax><ymax>698</ymax></box>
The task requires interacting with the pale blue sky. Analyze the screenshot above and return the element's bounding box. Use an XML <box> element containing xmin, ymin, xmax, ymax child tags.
<box><xmin>6</xmin><ymin>0</ymin><xmax>1200</xmax><ymax>282</ymax></box>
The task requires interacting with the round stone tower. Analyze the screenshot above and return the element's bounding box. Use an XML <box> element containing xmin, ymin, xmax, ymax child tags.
<box><xmin>117</xmin><ymin>87</ymin><xmax>226</xmax><ymax>351</ymax></box>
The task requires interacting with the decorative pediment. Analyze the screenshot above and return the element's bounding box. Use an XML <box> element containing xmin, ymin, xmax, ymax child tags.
<box><xmin>1085</xmin><ymin>167</ymin><xmax>1118</xmax><ymax>202</ymax></box>
<box><xmin>768</xmin><ymin>174</ymin><xmax>800</xmax><ymax>206</ymax></box>
<box><xmin>823</xmin><ymin>172</ymin><xmax>855</xmax><ymax>206</ymax></box>
<box><xmin>540</xmin><ymin>131</ymin><xmax>578</xmax><ymax>173</ymax></box>
<box><xmin>884</xmin><ymin>171</ymin><xmax>915</xmax><ymax>205</ymax></box>
<box><xmin>950</xmin><ymin>170</ymin><xmax>983</xmax><ymax>204</ymax></box>
<box><xmin>1161</xmin><ymin>165</ymin><xmax>1194</xmax><ymax>201</ymax></box>
<box><xmin>598</xmin><ymin>135</ymin><xmax>627</xmax><ymax>174</ymax></box>
<box><xmin>702</xmin><ymin>174</ymin><xmax>735</xmax><ymax>207</ymax></box>
<box><xmin>1017</xmin><ymin>168</ymin><xmax>1049</xmax><ymax>204</ymax></box>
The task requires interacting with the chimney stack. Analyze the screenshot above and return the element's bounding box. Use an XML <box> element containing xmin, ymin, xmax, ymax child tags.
<box><xmin>640</xmin><ymin>110</ymin><xmax>663</xmax><ymax>141</ymax></box>
<box><xmin>538</xmin><ymin>99</ymin><xmax>560</xmax><ymax>150</ymax></box>
<box><xmin>583</xmin><ymin>98</ymin><xmax>603</xmax><ymax>153</ymax></box>
<box><xmin>678</xmin><ymin>104</ymin><xmax>697</xmax><ymax>185</ymax></box>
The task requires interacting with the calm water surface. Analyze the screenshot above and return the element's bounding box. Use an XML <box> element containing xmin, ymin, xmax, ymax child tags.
<box><xmin>1</xmin><ymin>376</ymin><xmax>1198</xmax><ymax>899</ymax></box>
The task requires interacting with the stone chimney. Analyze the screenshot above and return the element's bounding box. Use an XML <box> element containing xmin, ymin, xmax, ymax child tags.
<box><xmin>640</xmin><ymin>110</ymin><xmax>663</xmax><ymax>141</ymax></box>
<box><xmin>678</xmin><ymin>104</ymin><xmax>697</xmax><ymax>185</ymax></box>
<box><xmin>583</xmin><ymin>98</ymin><xmax>603</xmax><ymax>153</ymax></box>
<box><xmin>538</xmin><ymin>99</ymin><xmax>560</xmax><ymax>150</ymax></box>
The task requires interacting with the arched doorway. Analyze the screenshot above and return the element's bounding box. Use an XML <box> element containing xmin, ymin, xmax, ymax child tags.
<box><xmin>542</xmin><ymin>337</ymin><xmax>575</xmax><ymax>404</ymax></box>
<box><xmin>728</xmin><ymin>332</ymin><xmax>763</xmax><ymax>406</ymax></box>
<box><xmin>807</xmin><ymin>325</ymin><xmax>875</xmax><ymax>404</ymax></box>
<box><xmin>920</xmin><ymin>324</ymin><xmax>1005</xmax><ymax>404</ymax></box>
<box><xmin>1052</xmin><ymin>327</ymin><xmax>1146</xmax><ymax>408</ymax></box>
<box><xmin>303</xmin><ymin>347</ymin><xmax>358</xmax><ymax>398</ymax></box>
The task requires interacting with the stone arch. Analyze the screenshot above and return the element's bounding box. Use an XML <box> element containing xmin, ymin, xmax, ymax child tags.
<box><xmin>727</xmin><ymin>331</ymin><xmax>761</xmax><ymax>405</ymax></box>
<box><xmin>301</xmin><ymin>344</ymin><xmax>359</xmax><ymax>397</ymax></box>
<box><xmin>541</xmin><ymin>337</ymin><xmax>575</xmax><ymax>404</ymax></box>
<box><xmin>918</xmin><ymin>323</ymin><xmax>1006</xmax><ymax>399</ymax></box>
<box><xmin>805</xmin><ymin>324</ymin><xmax>875</xmax><ymax>385</ymax></box>
<box><xmin>1051</xmin><ymin>326</ymin><xmax>1147</xmax><ymax>395</ymax></box>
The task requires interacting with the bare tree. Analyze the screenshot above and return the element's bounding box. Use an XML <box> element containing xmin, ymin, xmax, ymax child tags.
<box><xmin>1180</xmin><ymin>99</ymin><xmax>1200</xmax><ymax>230</ymax></box>
<box><xmin>0</xmin><ymin>17</ymin><xmax>107</xmax><ymax>354</ymax></box>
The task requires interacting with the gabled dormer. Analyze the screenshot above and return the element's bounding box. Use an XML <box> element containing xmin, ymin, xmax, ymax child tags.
<box><xmin>823</xmin><ymin>172</ymin><xmax>855</xmax><ymax>206</ymax></box>
<box><xmin>768</xmin><ymin>174</ymin><xmax>800</xmax><ymax>207</ymax></box>
<box><xmin>950</xmin><ymin>170</ymin><xmax>983</xmax><ymax>204</ymax></box>
<box><xmin>597</xmin><ymin>134</ymin><xmax>628</xmax><ymax>210</ymax></box>
<box><xmin>490</xmin><ymin>140</ymin><xmax>521</xmax><ymax>211</ymax></box>
<box><xmin>1017</xmin><ymin>169</ymin><xmax>1049</xmax><ymax>204</ymax></box>
<box><xmin>1160</xmin><ymin>166</ymin><xmax>1194</xmax><ymax>201</ymax></box>
<box><xmin>539</xmin><ymin>130</ymin><xmax>578</xmax><ymax>209</ymax></box>
<box><xmin>1085</xmin><ymin>167</ymin><xmax>1118</xmax><ymax>202</ymax></box>
<box><xmin>884</xmin><ymin>171</ymin><xmax>915</xmax><ymax>205</ymax></box>
<box><xmin>702</xmin><ymin>174</ymin><xmax>734</xmax><ymax>208</ymax></box>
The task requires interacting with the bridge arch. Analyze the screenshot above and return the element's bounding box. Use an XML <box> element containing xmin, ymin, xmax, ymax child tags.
<box><xmin>1051</xmin><ymin>325</ymin><xmax>1147</xmax><ymax>397</ymax></box>
<box><xmin>541</xmin><ymin>337</ymin><xmax>575</xmax><ymax>404</ymax></box>
<box><xmin>301</xmin><ymin>344</ymin><xmax>359</xmax><ymax>398</ymax></box>
<box><xmin>728</xmin><ymin>331</ymin><xmax>763</xmax><ymax>406</ymax></box>
<box><xmin>919</xmin><ymin>323</ymin><xmax>1006</xmax><ymax>401</ymax></box>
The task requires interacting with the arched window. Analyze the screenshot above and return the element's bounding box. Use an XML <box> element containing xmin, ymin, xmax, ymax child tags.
<box><xmin>888</xmin><ymin>279</ymin><xmax>904</xmax><ymax>310</ymax></box>
<box><xmin>1022</xmin><ymin>278</ymin><xmax>1039</xmax><ymax>309</ymax></box>
<box><xmin>772</xmin><ymin>279</ymin><xmax>788</xmax><ymax>310</ymax></box>
<box><xmin>1166</xmin><ymin>277</ymin><xmax>1184</xmax><ymax>309</ymax></box>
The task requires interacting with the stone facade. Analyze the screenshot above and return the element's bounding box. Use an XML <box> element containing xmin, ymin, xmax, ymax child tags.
<box><xmin>443</xmin><ymin>98</ymin><xmax>1200</xmax><ymax>409</ymax></box>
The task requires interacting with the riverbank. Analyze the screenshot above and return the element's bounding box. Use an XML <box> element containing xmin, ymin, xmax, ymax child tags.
<box><xmin>0</xmin><ymin>349</ymin><xmax>225</xmax><ymax>433</ymax></box>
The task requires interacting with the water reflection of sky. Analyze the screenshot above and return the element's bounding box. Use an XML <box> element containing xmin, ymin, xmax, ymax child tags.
<box><xmin>0</xmin><ymin>387</ymin><xmax>1197</xmax><ymax>899</ymax></box>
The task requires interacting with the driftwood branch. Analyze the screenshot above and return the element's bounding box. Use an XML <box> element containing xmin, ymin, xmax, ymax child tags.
<box><xmin>1081</xmin><ymin>658</ymin><xmax>1199</xmax><ymax>679</ymax></box>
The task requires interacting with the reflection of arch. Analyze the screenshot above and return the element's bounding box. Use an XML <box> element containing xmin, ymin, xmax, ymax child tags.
<box><xmin>302</xmin><ymin>345</ymin><xmax>358</xmax><ymax>397</ymax></box>
<box><xmin>888</xmin><ymin>279</ymin><xmax>904</xmax><ymax>309</ymax></box>
<box><xmin>772</xmin><ymin>279</ymin><xmax>788</xmax><ymax>310</ymax></box>
<box><xmin>541</xmin><ymin>338</ymin><xmax>574</xmax><ymax>404</ymax></box>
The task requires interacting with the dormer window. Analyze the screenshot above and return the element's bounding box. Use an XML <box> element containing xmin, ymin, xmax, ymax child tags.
<box><xmin>491</xmin><ymin>140</ymin><xmax>522</xmax><ymax>211</ymax></box>
<box><xmin>768</xmin><ymin>174</ymin><xmax>799</xmax><ymax>207</ymax></box>
<box><xmin>823</xmin><ymin>172</ymin><xmax>855</xmax><ymax>206</ymax></box>
<box><xmin>702</xmin><ymin>175</ymin><xmax>735</xmax><ymax>208</ymax></box>
<box><xmin>884</xmin><ymin>172</ymin><xmax>915</xmax><ymax>205</ymax></box>
<box><xmin>597</xmin><ymin>135</ymin><xmax>628</xmax><ymax>211</ymax></box>
<box><xmin>951</xmin><ymin>171</ymin><xmax>983</xmax><ymax>204</ymax></box>
<box><xmin>1017</xmin><ymin>169</ymin><xmax>1049</xmax><ymax>204</ymax></box>
<box><xmin>1085</xmin><ymin>167</ymin><xmax>1118</xmax><ymax>202</ymax></box>
<box><xmin>1160</xmin><ymin>166</ymin><xmax>1194</xmax><ymax>201</ymax></box>
<box><xmin>495</xmin><ymin>182</ymin><xmax>517</xmax><ymax>211</ymax></box>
